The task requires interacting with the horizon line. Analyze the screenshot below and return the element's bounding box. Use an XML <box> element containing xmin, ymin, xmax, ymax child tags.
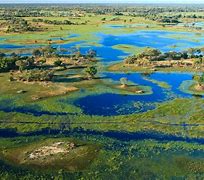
<box><xmin>1</xmin><ymin>2</ymin><xmax>204</xmax><ymax>5</ymax></box>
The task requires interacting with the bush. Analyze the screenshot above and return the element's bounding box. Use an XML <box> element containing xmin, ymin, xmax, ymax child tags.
<box><xmin>0</xmin><ymin>58</ymin><xmax>17</xmax><ymax>72</ymax></box>
<box><xmin>85</xmin><ymin>66</ymin><xmax>97</xmax><ymax>79</ymax></box>
<box><xmin>54</xmin><ymin>60</ymin><xmax>63</xmax><ymax>67</ymax></box>
<box><xmin>10</xmin><ymin>69</ymin><xmax>55</xmax><ymax>82</ymax></box>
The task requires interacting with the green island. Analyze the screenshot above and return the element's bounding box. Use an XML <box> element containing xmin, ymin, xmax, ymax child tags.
<box><xmin>0</xmin><ymin>3</ymin><xmax>204</xmax><ymax>179</ymax></box>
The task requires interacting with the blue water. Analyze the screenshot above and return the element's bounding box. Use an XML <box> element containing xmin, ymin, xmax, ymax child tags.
<box><xmin>0</xmin><ymin>44</ymin><xmax>39</xmax><ymax>50</ymax></box>
<box><xmin>50</xmin><ymin>34</ymin><xmax>80</xmax><ymax>41</ymax></box>
<box><xmin>58</xmin><ymin>43</ymin><xmax>130</xmax><ymax>62</ymax></box>
<box><xmin>0</xmin><ymin>72</ymin><xmax>196</xmax><ymax>117</ymax></box>
<box><xmin>0</xmin><ymin>30</ymin><xmax>203</xmax><ymax>63</ymax></box>
<box><xmin>177</xmin><ymin>22</ymin><xmax>204</xmax><ymax>29</ymax></box>
<box><xmin>105</xmin><ymin>24</ymin><xmax>157</xmax><ymax>29</ymax></box>
<box><xmin>0</xmin><ymin>128</ymin><xmax>204</xmax><ymax>144</ymax></box>
<box><xmin>0</xmin><ymin>44</ymin><xmax>25</xmax><ymax>49</ymax></box>
<box><xmin>0</xmin><ymin>30</ymin><xmax>203</xmax><ymax>116</ymax></box>
<box><xmin>74</xmin><ymin>72</ymin><xmax>196</xmax><ymax>116</ymax></box>
<box><xmin>0</xmin><ymin>99</ymin><xmax>77</xmax><ymax>116</ymax></box>
<box><xmin>57</xmin><ymin>30</ymin><xmax>204</xmax><ymax>62</ymax></box>
<box><xmin>105</xmin><ymin>25</ymin><xmax>126</xmax><ymax>29</ymax></box>
<box><xmin>97</xmin><ymin>30</ymin><xmax>204</xmax><ymax>52</ymax></box>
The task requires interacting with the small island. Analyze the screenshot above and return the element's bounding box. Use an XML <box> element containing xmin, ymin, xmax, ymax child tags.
<box><xmin>1</xmin><ymin>138</ymin><xmax>100</xmax><ymax>171</ymax></box>
<box><xmin>109</xmin><ymin>47</ymin><xmax>204</xmax><ymax>72</ymax></box>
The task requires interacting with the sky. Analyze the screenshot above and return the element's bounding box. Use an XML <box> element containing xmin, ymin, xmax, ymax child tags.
<box><xmin>0</xmin><ymin>0</ymin><xmax>204</xmax><ymax>4</ymax></box>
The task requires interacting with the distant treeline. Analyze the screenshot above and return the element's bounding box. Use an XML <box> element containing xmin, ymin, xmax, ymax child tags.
<box><xmin>0</xmin><ymin>5</ymin><xmax>204</xmax><ymax>18</ymax></box>
<box><xmin>6</xmin><ymin>18</ymin><xmax>39</xmax><ymax>33</ymax></box>
<box><xmin>32</xmin><ymin>18</ymin><xmax>87</xmax><ymax>25</ymax></box>
<box><xmin>32</xmin><ymin>18</ymin><xmax>73</xmax><ymax>25</ymax></box>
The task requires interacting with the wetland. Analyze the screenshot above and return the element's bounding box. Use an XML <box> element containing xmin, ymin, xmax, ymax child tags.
<box><xmin>0</xmin><ymin>3</ymin><xmax>204</xmax><ymax>179</ymax></box>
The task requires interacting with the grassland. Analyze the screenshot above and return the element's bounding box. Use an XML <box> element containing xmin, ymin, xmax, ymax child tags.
<box><xmin>1</xmin><ymin>14</ymin><xmax>203</xmax><ymax>48</ymax></box>
<box><xmin>0</xmin><ymin>133</ymin><xmax>204</xmax><ymax>179</ymax></box>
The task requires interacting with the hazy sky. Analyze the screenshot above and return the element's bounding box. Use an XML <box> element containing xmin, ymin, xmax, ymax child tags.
<box><xmin>1</xmin><ymin>0</ymin><xmax>204</xmax><ymax>4</ymax></box>
<box><xmin>0</xmin><ymin>0</ymin><xmax>204</xmax><ymax>4</ymax></box>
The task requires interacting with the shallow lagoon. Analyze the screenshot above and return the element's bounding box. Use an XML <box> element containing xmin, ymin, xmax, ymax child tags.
<box><xmin>74</xmin><ymin>72</ymin><xmax>198</xmax><ymax>116</ymax></box>
<box><xmin>0</xmin><ymin>30</ymin><xmax>203</xmax><ymax>117</ymax></box>
<box><xmin>0</xmin><ymin>72</ymin><xmax>200</xmax><ymax>117</ymax></box>
<box><xmin>1</xmin><ymin>30</ymin><xmax>204</xmax><ymax>62</ymax></box>
<box><xmin>47</xmin><ymin>30</ymin><xmax>204</xmax><ymax>62</ymax></box>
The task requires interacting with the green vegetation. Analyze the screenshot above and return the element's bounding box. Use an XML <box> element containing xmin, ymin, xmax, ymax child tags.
<box><xmin>10</xmin><ymin>69</ymin><xmax>55</xmax><ymax>82</ymax></box>
<box><xmin>1</xmin><ymin>138</ymin><xmax>100</xmax><ymax>171</ymax></box>
<box><xmin>120</xmin><ymin>77</ymin><xmax>128</xmax><ymax>87</ymax></box>
<box><xmin>143</xmin><ymin>77</ymin><xmax>171</xmax><ymax>89</ymax></box>
<box><xmin>0</xmin><ymin>135</ymin><xmax>203</xmax><ymax>179</ymax></box>
<box><xmin>85</xmin><ymin>66</ymin><xmax>97</xmax><ymax>79</ymax></box>
<box><xmin>0</xmin><ymin>3</ymin><xmax>204</xmax><ymax>179</ymax></box>
<box><xmin>0</xmin><ymin>57</ymin><xmax>16</xmax><ymax>72</ymax></box>
<box><xmin>125</xmin><ymin>47</ymin><xmax>203</xmax><ymax>64</ymax></box>
<box><xmin>108</xmin><ymin>47</ymin><xmax>204</xmax><ymax>72</ymax></box>
<box><xmin>6</xmin><ymin>18</ymin><xmax>40</xmax><ymax>33</ymax></box>
<box><xmin>193</xmin><ymin>73</ymin><xmax>204</xmax><ymax>87</ymax></box>
<box><xmin>190</xmin><ymin>73</ymin><xmax>204</xmax><ymax>92</ymax></box>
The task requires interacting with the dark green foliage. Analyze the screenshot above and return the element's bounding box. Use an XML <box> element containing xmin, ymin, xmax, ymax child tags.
<box><xmin>85</xmin><ymin>66</ymin><xmax>97</xmax><ymax>79</ymax></box>
<box><xmin>193</xmin><ymin>73</ymin><xmax>204</xmax><ymax>85</ymax></box>
<box><xmin>54</xmin><ymin>59</ymin><xmax>62</xmax><ymax>66</ymax></box>
<box><xmin>125</xmin><ymin>47</ymin><xmax>203</xmax><ymax>64</ymax></box>
<box><xmin>32</xmin><ymin>49</ymin><xmax>42</xmax><ymax>57</ymax></box>
<box><xmin>15</xmin><ymin>57</ymin><xmax>34</xmax><ymax>72</ymax></box>
<box><xmin>6</xmin><ymin>18</ymin><xmax>39</xmax><ymax>33</ymax></box>
<box><xmin>0</xmin><ymin>52</ymin><xmax>6</xmax><ymax>58</ymax></box>
<box><xmin>0</xmin><ymin>58</ymin><xmax>17</xmax><ymax>72</ymax></box>
<box><xmin>32</xmin><ymin>18</ymin><xmax>75</xmax><ymax>25</ymax></box>
<box><xmin>41</xmin><ymin>46</ymin><xmax>57</xmax><ymax>58</ymax></box>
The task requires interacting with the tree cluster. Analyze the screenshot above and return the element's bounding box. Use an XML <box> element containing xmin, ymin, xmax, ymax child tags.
<box><xmin>125</xmin><ymin>47</ymin><xmax>204</xmax><ymax>64</ymax></box>
<box><xmin>6</xmin><ymin>18</ymin><xmax>39</xmax><ymax>33</ymax></box>
<box><xmin>32</xmin><ymin>18</ymin><xmax>74</xmax><ymax>25</ymax></box>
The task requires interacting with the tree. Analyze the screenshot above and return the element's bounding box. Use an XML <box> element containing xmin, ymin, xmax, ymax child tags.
<box><xmin>15</xmin><ymin>60</ymin><xmax>28</xmax><ymax>72</ymax></box>
<box><xmin>143</xmin><ymin>48</ymin><xmax>161</xmax><ymax>57</ymax></box>
<box><xmin>0</xmin><ymin>58</ymin><xmax>16</xmax><ymax>72</ymax></box>
<box><xmin>0</xmin><ymin>52</ymin><xmax>5</xmax><ymax>59</ymax></box>
<box><xmin>75</xmin><ymin>51</ymin><xmax>82</xmax><ymax>58</ymax></box>
<box><xmin>120</xmin><ymin>77</ymin><xmax>128</xmax><ymax>88</ymax></box>
<box><xmin>85</xmin><ymin>66</ymin><xmax>97</xmax><ymax>79</ymax></box>
<box><xmin>87</xmin><ymin>49</ymin><xmax>97</xmax><ymax>58</ymax></box>
<box><xmin>193</xmin><ymin>73</ymin><xmax>204</xmax><ymax>86</ymax></box>
<box><xmin>42</xmin><ymin>46</ymin><xmax>57</xmax><ymax>57</ymax></box>
<box><xmin>38</xmin><ymin>58</ymin><xmax>46</xmax><ymax>65</ymax></box>
<box><xmin>32</xmin><ymin>49</ymin><xmax>42</xmax><ymax>57</ymax></box>
<box><xmin>54</xmin><ymin>59</ymin><xmax>62</xmax><ymax>67</ymax></box>
<box><xmin>10</xmin><ymin>52</ymin><xmax>18</xmax><ymax>58</ymax></box>
<box><xmin>194</xmin><ymin>58</ymin><xmax>203</xmax><ymax>66</ymax></box>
